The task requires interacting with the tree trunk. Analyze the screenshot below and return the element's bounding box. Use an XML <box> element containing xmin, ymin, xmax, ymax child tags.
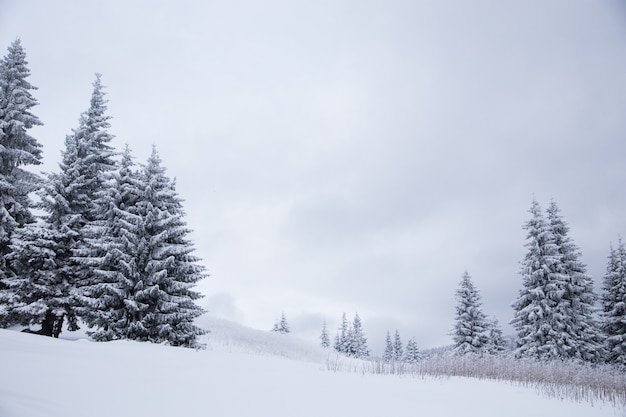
<box><xmin>38</xmin><ymin>309</ymin><xmax>63</xmax><ymax>337</ymax></box>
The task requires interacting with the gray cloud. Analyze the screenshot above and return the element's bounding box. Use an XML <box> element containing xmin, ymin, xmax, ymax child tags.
<box><xmin>2</xmin><ymin>0</ymin><xmax>625</xmax><ymax>349</ymax></box>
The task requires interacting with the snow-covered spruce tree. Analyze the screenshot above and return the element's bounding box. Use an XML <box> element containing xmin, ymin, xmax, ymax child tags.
<box><xmin>601</xmin><ymin>239</ymin><xmax>626</xmax><ymax>366</ymax></box>
<box><xmin>320</xmin><ymin>321</ymin><xmax>330</xmax><ymax>348</ymax></box>
<box><xmin>68</xmin><ymin>73</ymin><xmax>118</xmax><ymax>292</ymax></box>
<box><xmin>0</xmin><ymin>39</ymin><xmax>43</xmax><ymax>311</ymax></box>
<box><xmin>485</xmin><ymin>317</ymin><xmax>507</xmax><ymax>355</ymax></box>
<box><xmin>1</xmin><ymin>132</ymin><xmax>88</xmax><ymax>335</ymax></box>
<box><xmin>346</xmin><ymin>313</ymin><xmax>369</xmax><ymax>358</ymax></box>
<box><xmin>101</xmin><ymin>146</ymin><xmax>206</xmax><ymax>347</ymax></box>
<box><xmin>404</xmin><ymin>337</ymin><xmax>422</xmax><ymax>364</ymax></box>
<box><xmin>383</xmin><ymin>331</ymin><xmax>394</xmax><ymax>362</ymax></box>
<box><xmin>77</xmin><ymin>146</ymin><xmax>206</xmax><ymax>347</ymax></box>
<box><xmin>546</xmin><ymin>200</ymin><xmax>603</xmax><ymax>362</ymax></box>
<box><xmin>393</xmin><ymin>329</ymin><xmax>404</xmax><ymax>361</ymax></box>
<box><xmin>512</xmin><ymin>199</ymin><xmax>569</xmax><ymax>360</ymax></box>
<box><xmin>334</xmin><ymin>312</ymin><xmax>350</xmax><ymax>354</ymax></box>
<box><xmin>75</xmin><ymin>145</ymin><xmax>144</xmax><ymax>340</ymax></box>
<box><xmin>271</xmin><ymin>312</ymin><xmax>290</xmax><ymax>334</ymax></box>
<box><xmin>6</xmin><ymin>75</ymin><xmax>119</xmax><ymax>336</ymax></box>
<box><xmin>1</xmin><ymin>220</ymin><xmax>68</xmax><ymax>336</ymax></box>
<box><xmin>452</xmin><ymin>270</ymin><xmax>489</xmax><ymax>355</ymax></box>
<box><xmin>51</xmin><ymin>73</ymin><xmax>116</xmax><ymax>227</ymax></box>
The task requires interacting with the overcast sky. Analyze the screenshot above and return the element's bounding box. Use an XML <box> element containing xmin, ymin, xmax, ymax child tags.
<box><xmin>2</xmin><ymin>0</ymin><xmax>626</xmax><ymax>351</ymax></box>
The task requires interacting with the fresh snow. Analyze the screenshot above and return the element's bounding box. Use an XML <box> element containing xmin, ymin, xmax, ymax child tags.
<box><xmin>0</xmin><ymin>317</ymin><xmax>622</xmax><ymax>417</ymax></box>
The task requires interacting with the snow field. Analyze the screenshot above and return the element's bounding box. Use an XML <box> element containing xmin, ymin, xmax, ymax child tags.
<box><xmin>1</xmin><ymin>318</ymin><xmax>624</xmax><ymax>417</ymax></box>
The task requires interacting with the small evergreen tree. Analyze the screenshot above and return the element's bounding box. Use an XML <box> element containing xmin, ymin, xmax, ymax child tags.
<box><xmin>383</xmin><ymin>331</ymin><xmax>394</xmax><ymax>362</ymax></box>
<box><xmin>334</xmin><ymin>312</ymin><xmax>349</xmax><ymax>353</ymax></box>
<box><xmin>404</xmin><ymin>337</ymin><xmax>422</xmax><ymax>364</ymax></box>
<box><xmin>452</xmin><ymin>270</ymin><xmax>489</xmax><ymax>355</ymax></box>
<box><xmin>320</xmin><ymin>321</ymin><xmax>330</xmax><ymax>347</ymax></box>
<box><xmin>333</xmin><ymin>312</ymin><xmax>368</xmax><ymax>358</ymax></box>
<box><xmin>601</xmin><ymin>239</ymin><xmax>626</xmax><ymax>366</ymax></box>
<box><xmin>393</xmin><ymin>329</ymin><xmax>404</xmax><ymax>361</ymax></box>
<box><xmin>485</xmin><ymin>317</ymin><xmax>507</xmax><ymax>355</ymax></box>
<box><xmin>346</xmin><ymin>313</ymin><xmax>369</xmax><ymax>358</ymax></box>
<box><xmin>272</xmin><ymin>312</ymin><xmax>290</xmax><ymax>334</ymax></box>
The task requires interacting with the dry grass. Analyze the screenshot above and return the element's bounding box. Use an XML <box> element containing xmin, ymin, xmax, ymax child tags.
<box><xmin>325</xmin><ymin>353</ymin><xmax>626</xmax><ymax>406</ymax></box>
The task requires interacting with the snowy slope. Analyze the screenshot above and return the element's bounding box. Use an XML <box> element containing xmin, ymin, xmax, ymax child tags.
<box><xmin>0</xmin><ymin>319</ymin><xmax>622</xmax><ymax>417</ymax></box>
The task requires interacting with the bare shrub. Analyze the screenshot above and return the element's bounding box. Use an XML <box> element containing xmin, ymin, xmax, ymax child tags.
<box><xmin>417</xmin><ymin>355</ymin><xmax>626</xmax><ymax>406</ymax></box>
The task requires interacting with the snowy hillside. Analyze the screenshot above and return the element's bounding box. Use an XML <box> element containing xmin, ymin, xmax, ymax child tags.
<box><xmin>0</xmin><ymin>318</ymin><xmax>622</xmax><ymax>417</ymax></box>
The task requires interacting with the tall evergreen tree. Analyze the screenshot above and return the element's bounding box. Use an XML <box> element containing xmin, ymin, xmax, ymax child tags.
<box><xmin>6</xmin><ymin>75</ymin><xmax>119</xmax><ymax>336</ymax></box>
<box><xmin>79</xmin><ymin>74</ymin><xmax>116</xmax><ymax>208</ymax></box>
<box><xmin>0</xmin><ymin>219</ymin><xmax>68</xmax><ymax>336</ymax></box>
<box><xmin>0</xmin><ymin>39</ymin><xmax>43</xmax><ymax>304</ymax></box>
<box><xmin>512</xmin><ymin>199</ymin><xmax>592</xmax><ymax>361</ymax></box>
<box><xmin>110</xmin><ymin>147</ymin><xmax>206</xmax><ymax>347</ymax></box>
<box><xmin>546</xmin><ymin>200</ymin><xmax>603</xmax><ymax>362</ymax></box>
<box><xmin>453</xmin><ymin>270</ymin><xmax>490</xmax><ymax>355</ymax></box>
<box><xmin>271</xmin><ymin>312</ymin><xmax>290</xmax><ymax>334</ymax></box>
<box><xmin>76</xmin><ymin>145</ymin><xmax>144</xmax><ymax>340</ymax></box>
<box><xmin>320</xmin><ymin>321</ymin><xmax>330</xmax><ymax>348</ymax></box>
<box><xmin>393</xmin><ymin>329</ymin><xmax>404</xmax><ymax>361</ymax></box>
<box><xmin>53</xmin><ymin>73</ymin><xmax>116</xmax><ymax>230</ymax></box>
<box><xmin>601</xmin><ymin>239</ymin><xmax>626</xmax><ymax>366</ymax></box>
<box><xmin>69</xmin><ymin>74</ymin><xmax>118</xmax><ymax>302</ymax></box>
<box><xmin>512</xmin><ymin>200</ymin><xmax>561</xmax><ymax>359</ymax></box>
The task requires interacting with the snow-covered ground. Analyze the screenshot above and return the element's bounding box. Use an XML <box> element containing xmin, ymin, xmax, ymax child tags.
<box><xmin>0</xmin><ymin>317</ymin><xmax>622</xmax><ymax>417</ymax></box>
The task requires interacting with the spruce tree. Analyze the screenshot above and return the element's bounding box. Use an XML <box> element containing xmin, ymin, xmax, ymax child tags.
<box><xmin>452</xmin><ymin>270</ymin><xmax>489</xmax><ymax>355</ymax></box>
<box><xmin>69</xmin><ymin>74</ymin><xmax>118</xmax><ymax>298</ymax></box>
<box><xmin>601</xmin><ymin>239</ymin><xmax>626</xmax><ymax>366</ymax></box>
<box><xmin>0</xmin><ymin>39</ymin><xmax>42</xmax><ymax>219</ymax></box>
<box><xmin>334</xmin><ymin>312</ymin><xmax>349</xmax><ymax>353</ymax></box>
<box><xmin>393</xmin><ymin>329</ymin><xmax>404</xmax><ymax>361</ymax></box>
<box><xmin>485</xmin><ymin>317</ymin><xmax>507</xmax><ymax>355</ymax></box>
<box><xmin>71</xmin><ymin>144</ymin><xmax>206</xmax><ymax>347</ymax></box>
<box><xmin>76</xmin><ymin>145</ymin><xmax>144</xmax><ymax>340</ymax></box>
<box><xmin>320</xmin><ymin>321</ymin><xmax>330</xmax><ymax>348</ymax></box>
<box><xmin>346</xmin><ymin>313</ymin><xmax>369</xmax><ymax>358</ymax></box>
<box><xmin>116</xmin><ymin>147</ymin><xmax>206</xmax><ymax>347</ymax></box>
<box><xmin>271</xmin><ymin>312</ymin><xmax>290</xmax><ymax>334</ymax></box>
<box><xmin>73</xmin><ymin>73</ymin><xmax>117</xmax><ymax>201</ymax></box>
<box><xmin>546</xmin><ymin>200</ymin><xmax>603</xmax><ymax>361</ymax></box>
<box><xmin>5</xmin><ymin>75</ymin><xmax>118</xmax><ymax>336</ymax></box>
<box><xmin>1</xmin><ymin>220</ymin><xmax>69</xmax><ymax>336</ymax></box>
<box><xmin>0</xmin><ymin>39</ymin><xmax>43</xmax><ymax>307</ymax></box>
<box><xmin>512</xmin><ymin>199</ymin><xmax>568</xmax><ymax>360</ymax></box>
<box><xmin>383</xmin><ymin>331</ymin><xmax>394</xmax><ymax>362</ymax></box>
<box><xmin>404</xmin><ymin>338</ymin><xmax>422</xmax><ymax>364</ymax></box>
<box><xmin>333</xmin><ymin>312</ymin><xmax>368</xmax><ymax>358</ymax></box>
